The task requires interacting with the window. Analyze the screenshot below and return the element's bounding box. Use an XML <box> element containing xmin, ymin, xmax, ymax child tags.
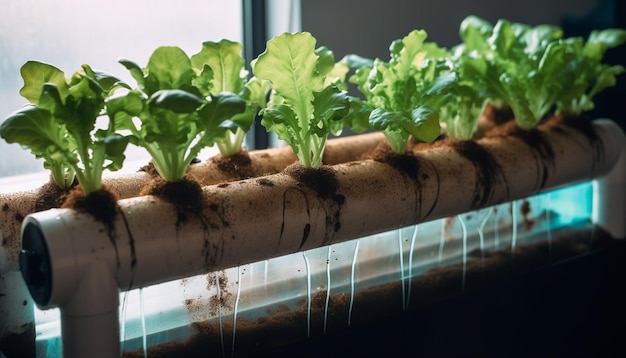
<box><xmin>0</xmin><ymin>0</ymin><xmax>243</xmax><ymax>178</ymax></box>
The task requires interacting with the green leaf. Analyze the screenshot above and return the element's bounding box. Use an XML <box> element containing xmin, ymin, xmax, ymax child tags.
<box><xmin>348</xmin><ymin>28</ymin><xmax>450</xmax><ymax>152</ymax></box>
<box><xmin>315</xmin><ymin>46</ymin><xmax>336</xmax><ymax>77</ymax></box>
<box><xmin>197</xmin><ymin>92</ymin><xmax>247</xmax><ymax>135</ymax></box>
<box><xmin>144</xmin><ymin>46</ymin><xmax>195</xmax><ymax>95</ymax></box>
<box><xmin>260</xmin><ymin>104</ymin><xmax>302</xmax><ymax>154</ymax></box>
<box><xmin>191</xmin><ymin>64</ymin><xmax>215</xmax><ymax>97</ymax></box>
<box><xmin>342</xmin><ymin>96</ymin><xmax>373</xmax><ymax>133</ymax></box>
<box><xmin>585</xmin><ymin>28</ymin><xmax>626</xmax><ymax>59</ymax></box>
<box><xmin>0</xmin><ymin>105</ymin><xmax>72</xmax><ymax>163</ymax></box>
<box><xmin>311</xmin><ymin>85</ymin><xmax>349</xmax><ymax>136</ymax></box>
<box><xmin>254</xmin><ymin>32</ymin><xmax>324</xmax><ymax>126</ymax></box>
<box><xmin>19</xmin><ymin>61</ymin><xmax>69</xmax><ymax>105</ymax></box>
<box><xmin>406</xmin><ymin>106</ymin><xmax>440</xmax><ymax>142</ymax></box>
<box><xmin>455</xmin><ymin>16</ymin><xmax>626</xmax><ymax>128</ymax></box>
<box><xmin>191</xmin><ymin>39</ymin><xmax>245</xmax><ymax>94</ymax></box>
<box><xmin>119</xmin><ymin>59</ymin><xmax>146</xmax><ymax>90</ymax></box>
<box><xmin>190</xmin><ymin>39</ymin><xmax>260</xmax><ymax>156</ymax></box>
<box><xmin>254</xmin><ymin>32</ymin><xmax>351</xmax><ymax>168</ymax></box>
<box><xmin>149</xmin><ymin>89</ymin><xmax>204</xmax><ymax>113</ymax></box>
<box><xmin>340</xmin><ymin>54</ymin><xmax>374</xmax><ymax>70</ymax></box>
<box><xmin>101</xmin><ymin>134</ymin><xmax>129</xmax><ymax>171</ymax></box>
<box><xmin>0</xmin><ymin>105</ymin><xmax>76</xmax><ymax>189</ymax></box>
<box><xmin>370</xmin><ymin>105</ymin><xmax>440</xmax><ymax>143</ymax></box>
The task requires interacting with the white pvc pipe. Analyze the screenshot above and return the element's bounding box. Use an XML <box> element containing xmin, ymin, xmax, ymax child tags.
<box><xmin>593</xmin><ymin>120</ymin><xmax>626</xmax><ymax>239</ymax></box>
<box><xmin>18</xmin><ymin>119</ymin><xmax>623</xmax><ymax>358</ymax></box>
<box><xmin>0</xmin><ymin>270</ymin><xmax>35</xmax><ymax>358</ymax></box>
<box><xmin>60</xmin><ymin>262</ymin><xmax>119</xmax><ymax>358</ymax></box>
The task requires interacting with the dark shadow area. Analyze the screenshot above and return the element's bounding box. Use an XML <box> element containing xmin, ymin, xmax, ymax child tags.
<box><xmin>263</xmin><ymin>239</ymin><xmax>626</xmax><ymax>357</ymax></box>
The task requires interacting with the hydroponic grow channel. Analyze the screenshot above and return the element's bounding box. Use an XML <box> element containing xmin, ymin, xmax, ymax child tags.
<box><xmin>13</xmin><ymin>118</ymin><xmax>626</xmax><ymax>358</ymax></box>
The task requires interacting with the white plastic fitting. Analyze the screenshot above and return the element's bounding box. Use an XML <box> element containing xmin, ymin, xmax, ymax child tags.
<box><xmin>593</xmin><ymin>119</ymin><xmax>626</xmax><ymax>239</ymax></box>
<box><xmin>20</xmin><ymin>210</ymin><xmax>120</xmax><ymax>358</ymax></box>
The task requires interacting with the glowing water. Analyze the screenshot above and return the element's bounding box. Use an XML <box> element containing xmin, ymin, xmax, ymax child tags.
<box><xmin>348</xmin><ymin>239</ymin><xmax>360</xmax><ymax>327</ymax></box>
<box><xmin>120</xmin><ymin>291</ymin><xmax>128</xmax><ymax>352</ymax></box>
<box><xmin>546</xmin><ymin>193</ymin><xmax>553</xmax><ymax>257</ymax></box>
<box><xmin>406</xmin><ymin>225</ymin><xmax>418</xmax><ymax>308</ymax></box>
<box><xmin>324</xmin><ymin>246</ymin><xmax>331</xmax><ymax>334</ymax></box>
<box><xmin>139</xmin><ymin>288</ymin><xmax>147</xmax><ymax>358</ymax></box>
<box><xmin>511</xmin><ymin>200</ymin><xmax>518</xmax><ymax>257</ymax></box>
<box><xmin>478</xmin><ymin>208</ymin><xmax>492</xmax><ymax>269</ymax></box>
<box><xmin>303</xmin><ymin>251</ymin><xmax>312</xmax><ymax>338</ymax></box>
<box><xmin>459</xmin><ymin>215</ymin><xmax>468</xmax><ymax>291</ymax></box>
<box><xmin>437</xmin><ymin>219</ymin><xmax>445</xmax><ymax>263</ymax></box>
<box><xmin>398</xmin><ymin>229</ymin><xmax>407</xmax><ymax>310</ymax></box>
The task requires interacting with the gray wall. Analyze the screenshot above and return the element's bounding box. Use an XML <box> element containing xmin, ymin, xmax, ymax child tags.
<box><xmin>301</xmin><ymin>0</ymin><xmax>601</xmax><ymax>60</ymax></box>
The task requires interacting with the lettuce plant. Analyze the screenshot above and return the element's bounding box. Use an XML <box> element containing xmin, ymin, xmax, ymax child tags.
<box><xmin>346</xmin><ymin>29</ymin><xmax>456</xmax><ymax>154</ymax></box>
<box><xmin>190</xmin><ymin>39</ymin><xmax>269</xmax><ymax>156</ymax></box>
<box><xmin>108</xmin><ymin>46</ymin><xmax>246</xmax><ymax>182</ymax></box>
<box><xmin>457</xmin><ymin>15</ymin><xmax>626</xmax><ymax>130</ymax></box>
<box><xmin>553</xmin><ymin>29</ymin><xmax>626</xmax><ymax>116</ymax></box>
<box><xmin>252</xmin><ymin>32</ymin><xmax>349</xmax><ymax>169</ymax></box>
<box><xmin>0</xmin><ymin>61</ymin><xmax>129</xmax><ymax>194</ymax></box>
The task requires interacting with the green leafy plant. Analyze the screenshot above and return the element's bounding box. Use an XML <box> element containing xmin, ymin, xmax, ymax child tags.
<box><xmin>0</xmin><ymin>61</ymin><xmax>129</xmax><ymax>195</ymax></box>
<box><xmin>456</xmin><ymin>15</ymin><xmax>626</xmax><ymax>130</ymax></box>
<box><xmin>252</xmin><ymin>32</ymin><xmax>350</xmax><ymax>168</ymax></box>
<box><xmin>346</xmin><ymin>29</ymin><xmax>456</xmax><ymax>154</ymax></box>
<box><xmin>437</xmin><ymin>74</ymin><xmax>489</xmax><ymax>140</ymax></box>
<box><xmin>554</xmin><ymin>28</ymin><xmax>626</xmax><ymax>116</ymax></box>
<box><xmin>108</xmin><ymin>46</ymin><xmax>247</xmax><ymax>182</ymax></box>
<box><xmin>190</xmin><ymin>39</ymin><xmax>269</xmax><ymax>156</ymax></box>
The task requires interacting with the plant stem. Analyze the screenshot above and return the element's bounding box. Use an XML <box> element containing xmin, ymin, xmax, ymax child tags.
<box><xmin>216</xmin><ymin>127</ymin><xmax>246</xmax><ymax>156</ymax></box>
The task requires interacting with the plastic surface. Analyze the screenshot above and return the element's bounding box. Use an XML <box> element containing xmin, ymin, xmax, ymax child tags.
<box><xmin>593</xmin><ymin>120</ymin><xmax>626</xmax><ymax>238</ymax></box>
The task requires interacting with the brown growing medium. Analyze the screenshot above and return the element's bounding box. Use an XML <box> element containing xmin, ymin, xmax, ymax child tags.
<box><xmin>283</xmin><ymin>162</ymin><xmax>340</xmax><ymax>199</ymax></box>
<box><xmin>138</xmin><ymin>161</ymin><xmax>161</xmax><ymax>178</ymax></box>
<box><xmin>283</xmin><ymin>163</ymin><xmax>345</xmax><ymax>247</ymax></box>
<box><xmin>139</xmin><ymin>175</ymin><xmax>206</xmax><ymax>225</ymax></box>
<box><xmin>121</xmin><ymin>225</ymin><xmax>618</xmax><ymax>358</ymax></box>
<box><xmin>139</xmin><ymin>174</ymin><xmax>221</xmax><ymax>268</ymax></box>
<box><xmin>483</xmin><ymin>103</ymin><xmax>515</xmax><ymax>126</ymax></box>
<box><xmin>34</xmin><ymin>177</ymin><xmax>78</xmax><ymax>212</ymax></box>
<box><xmin>474</xmin><ymin>103</ymin><xmax>515</xmax><ymax>138</ymax></box>
<box><xmin>60</xmin><ymin>185</ymin><xmax>120</xmax><ymax>225</ymax></box>
<box><xmin>182</xmin><ymin>271</ymin><xmax>232</xmax><ymax>322</ymax></box>
<box><xmin>209</xmin><ymin>150</ymin><xmax>255</xmax><ymax>180</ymax></box>
<box><xmin>444</xmin><ymin>137</ymin><xmax>505</xmax><ymax>209</ymax></box>
<box><xmin>361</xmin><ymin>140</ymin><xmax>422</xmax><ymax>179</ymax></box>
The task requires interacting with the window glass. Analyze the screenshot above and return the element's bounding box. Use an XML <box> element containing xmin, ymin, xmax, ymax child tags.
<box><xmin>0</xmin><ymin>0</ymin><xmax>242</xmax><ymax>178</ymax></box>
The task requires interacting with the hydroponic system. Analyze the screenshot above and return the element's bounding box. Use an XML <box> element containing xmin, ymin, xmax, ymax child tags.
<box><xmin>1</xmin><ymin>15</ymin><xmax>625</xmax><ymax>358</ymax></box>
